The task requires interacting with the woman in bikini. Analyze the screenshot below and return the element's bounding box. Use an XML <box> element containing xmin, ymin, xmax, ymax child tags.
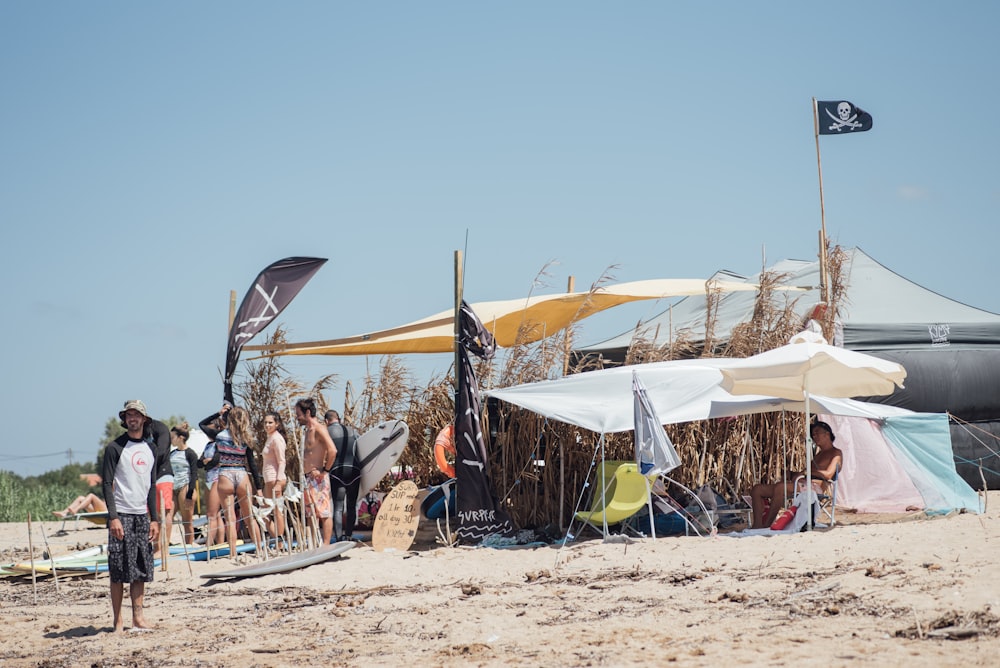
<box><xmin>215</xmin><ymin>406</ymin><xmax>262</xmax><ymax>556</ymax></box>
<box><xmin>198</xmin><ymin>408</ymin><xmax>228</xmax><ymax>547</ymax></box>
<box><xmin>261</xmin><ymin>411</ymin><xmax>288</xmax><ymax>548</ymax></box>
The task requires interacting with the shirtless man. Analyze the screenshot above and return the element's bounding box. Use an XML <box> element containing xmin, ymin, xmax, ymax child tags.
<box><xmin>295</xmin><ymin>398</ymin><xmax>337</xmax><ymax>544</ymax></box>
<box><xmin>751</xmin><ymin>421</ymin><xmax>842</xmax><ymax>529</ymax></box>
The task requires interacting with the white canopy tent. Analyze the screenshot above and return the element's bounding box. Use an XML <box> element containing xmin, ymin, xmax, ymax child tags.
<box><xmin>486</xmin><ymin>358</ymin><xmax>980</xmax><ymax>514</ymax></box>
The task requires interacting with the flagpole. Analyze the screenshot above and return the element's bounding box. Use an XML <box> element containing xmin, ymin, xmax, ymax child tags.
<box><xmin>812</xmin><ymin>97</ymin><xmax>830</xmax><ymax>305</ymax></box>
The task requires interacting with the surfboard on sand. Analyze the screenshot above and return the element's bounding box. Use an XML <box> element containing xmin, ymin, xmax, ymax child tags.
<box><xmin>184</xmin><ymin>541</ymin><xmax>256</xmax><ymax>561</ymax></box>
<box><xmin>200</xmin><ymin>541</ymin><xmax>353</xmax><ymax>580</ymax></box>
<box><xmin>8</xmin><ymin>555</ymin><xmax>162</xmax><ymax>575</ymax></box>
<box><xmin>3</xmin><ymin>545</ymin><xmax>109</xmax><ymax>575</ymax></box>
<box><xmin>357</xmin><ymin>420</ymin><xmax>409</xmax><ymax>495</ymax></box>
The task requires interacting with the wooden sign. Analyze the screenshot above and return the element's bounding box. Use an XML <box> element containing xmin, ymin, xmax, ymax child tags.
<box><xmin>372</xmin><ymin>480</ymin><xmax>421</xmax><ymax>553</ymax></box>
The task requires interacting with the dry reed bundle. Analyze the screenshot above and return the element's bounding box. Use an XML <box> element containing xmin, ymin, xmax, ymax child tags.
<box><xmin>236</xmin><ymin>326</ymin><xmax>335</xmax><ymax>481</ymax></box>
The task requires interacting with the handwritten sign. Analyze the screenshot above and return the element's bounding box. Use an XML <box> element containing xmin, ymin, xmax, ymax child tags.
<box><xmin>372</xmin><ymin>480</ymin><xmax>421</xmax><ymax>553</ymax></box>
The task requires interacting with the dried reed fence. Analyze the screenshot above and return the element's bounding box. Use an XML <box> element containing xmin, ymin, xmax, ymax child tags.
<box><xmin>235</xmin><ymin>246</ymin><xmax>845</xmax><ymax>532</ymax></box>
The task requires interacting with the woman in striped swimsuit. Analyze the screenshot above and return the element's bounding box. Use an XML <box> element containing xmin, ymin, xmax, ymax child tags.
<box><xmin>215</xmin><ymin>406</ymin><xmax>263</xmax><ymax>555</ymax></box>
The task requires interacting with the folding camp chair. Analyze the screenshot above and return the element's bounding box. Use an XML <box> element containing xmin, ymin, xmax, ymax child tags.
<box><xmin>794</xmin><ymin>464</ymin><xmax>840</xmax><ymax>527</ymax></box>
<box><xmin>58</xmin><ymin>511</ymin><xmax>108</xmax><ymax>532</ymax></box>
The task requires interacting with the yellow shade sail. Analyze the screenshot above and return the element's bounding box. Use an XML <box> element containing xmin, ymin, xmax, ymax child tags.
<box><xmin>245</xmin><ymin>278</ymin><xmax>776</xmax><ymax>358</ymax></box>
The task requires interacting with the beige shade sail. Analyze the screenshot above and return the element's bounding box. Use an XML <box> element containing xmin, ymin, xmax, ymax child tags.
<box><xmin>245</xmin><ymin>278</ymin><xmax>773</xmax><ymax>358</ymax></box>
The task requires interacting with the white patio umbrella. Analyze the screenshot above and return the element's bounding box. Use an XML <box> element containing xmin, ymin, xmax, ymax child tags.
<box><xmin>718</xmin><ymin>339</ymin><xmax>906</xmax><ymax>528</ymax></box>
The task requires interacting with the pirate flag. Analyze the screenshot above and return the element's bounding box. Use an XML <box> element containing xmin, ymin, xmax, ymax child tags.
<box><xmin>817</xmin><ymin>100</ymin><xmax>873</xmax><ymax>135</ymax></box>
<box><xmin>454</xmin><ymin>299</ymin><xmax>516</xmax><ymax>543</ymax></box>
<box><xmin>224</xmin><ymin>257</ymin><xmax>327</xmax><ymax>403</ymax></box>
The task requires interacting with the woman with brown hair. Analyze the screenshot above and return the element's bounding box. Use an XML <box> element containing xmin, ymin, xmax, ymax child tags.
<box><xmin>169</xmin><ymin>423</ymin><xmax>199</xmax><ymax>544</ymax></box>
<box><xmin>261</xmin><ymin>411</ymin><xmax>288</xmax><ymax>548</ymax></box>
<box><xmin>214</xmin><ymin>405</ymin><xmax>262</xmax><ymax>556</ymax></box>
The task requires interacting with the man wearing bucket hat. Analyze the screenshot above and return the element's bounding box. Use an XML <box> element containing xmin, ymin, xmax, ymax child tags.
<box><xmin>102</xmin><ymin>399</ymin><xmax>162</xmax><ymax>632</ymax></box>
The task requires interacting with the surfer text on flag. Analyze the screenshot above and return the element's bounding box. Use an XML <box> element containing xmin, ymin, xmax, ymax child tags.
<box><xmin>817</xmin><ymin>100</ymin><xmax>873</xmax><ymax>134</ymax></box>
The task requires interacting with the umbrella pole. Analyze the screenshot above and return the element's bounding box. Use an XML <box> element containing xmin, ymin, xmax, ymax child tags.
<box><xmin>805</xmin><ymin>378</ymin><xmax>813</xmax><ymax>531</ymax></box>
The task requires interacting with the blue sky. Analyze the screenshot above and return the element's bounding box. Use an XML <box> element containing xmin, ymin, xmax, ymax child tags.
<box><xmin>2</xmin><ymin>2</ymin><xmax>997</xmax><ymax>477</ymax></box>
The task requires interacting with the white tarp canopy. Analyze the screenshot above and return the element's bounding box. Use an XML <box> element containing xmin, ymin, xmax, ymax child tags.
<box><xmin>485</xmin><ymin>358</ymin><xmax>980</xmax><ymax>514</ymax></box>
<box><xmin>485</xmin><ymin>357</ymin><xmax>913</xmax><ymax>434</ymax></box>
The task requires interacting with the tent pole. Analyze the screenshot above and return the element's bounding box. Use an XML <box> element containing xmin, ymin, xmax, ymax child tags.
<box><xmin>600</xmin><ymin>433</ymin><xmax>609</xmax><ymax>540</ymax></box>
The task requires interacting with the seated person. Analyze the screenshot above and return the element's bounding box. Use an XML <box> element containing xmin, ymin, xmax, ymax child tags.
<box><xmin>750</xmin><ymin>421</ymin><xmax>842</xmax><ymax>529</ymax></box>
<box><xmin>53</xmin><ymin>493</ymin><xmax>107</xmax><ymax>518</ymax></box>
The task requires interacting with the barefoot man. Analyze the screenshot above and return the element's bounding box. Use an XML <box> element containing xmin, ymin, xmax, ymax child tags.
<box><xmin>295</xmin><ymin>398</ymin><xmax>337</xmax><ymax>545</ymax></box>
<box><xmin>103</xmin><ymin>400</ymin><xmax>161</xmax><ymax>632</ymax></box>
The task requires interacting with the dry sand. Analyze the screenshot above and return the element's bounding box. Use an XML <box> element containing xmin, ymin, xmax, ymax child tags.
<box><xmin>2</xmin><ymin>495</ymin><xmax>999</xmax><ymax>667</ymax></box>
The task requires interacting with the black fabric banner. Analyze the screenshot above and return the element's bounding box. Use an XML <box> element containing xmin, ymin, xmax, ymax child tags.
<box><xmin>817</xmin><ymin>100</ymin><xmax>873</xmax><ymax>135</ymax></box>
<box><xmin>454</xmin><ymin>300</ymin><xmax>515</xmax><ymax>543</ymax></box>
<box><xmin>224</xmin><ymin>257</ymin><xmax>327</xmax><ymax>403</ymax></box>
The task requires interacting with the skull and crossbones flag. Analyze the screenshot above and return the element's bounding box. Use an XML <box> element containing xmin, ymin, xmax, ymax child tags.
<box><xmin>223</xmin><ymin>257</ymin><xmax>327</xmax><ymax>403</ymax></box>
<box><xmin>817</xmin><ymin>100</ymin><xmax>873</xmax><ymax>135</ymax></box>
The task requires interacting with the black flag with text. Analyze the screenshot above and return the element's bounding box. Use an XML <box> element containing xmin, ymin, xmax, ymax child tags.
<box><xmin>454</xmin><ymin>300</ymin><xmax>516</xmax><ymax>544</ymax></box>
<box><xmin>224</xmin><ymin>257</ymin><xmax>327</xmax><ymax>403</ymax></box>
<box><xmin>817</xmin><ymin>100</ymin><xmax>873</xmax><ymax>135</ymax></box>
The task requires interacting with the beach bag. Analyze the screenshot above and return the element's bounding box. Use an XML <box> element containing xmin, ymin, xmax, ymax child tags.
<box><xmin>770</xmin><ymin>506</ymin><xmax>798</xmax><ymax>530</ymax></box>
<box><xmin>356</xmin><ymin>491</ymin><xmax>384</xmax><ymax>529</ymax></box>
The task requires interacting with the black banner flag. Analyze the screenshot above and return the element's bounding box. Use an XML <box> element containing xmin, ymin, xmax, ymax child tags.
<box><xmin>454</xmin><ymin>300</ymin><xmax>515</xmax><ymax>543</ymax></box>
<box><xmin>223</xmin><ymin>257</ymin><xmax>327</xmax><ymax>403</ymax></box>
<box><xmin>817</xmin><ymin>100</ymin><xmax>873</xmax><ymax>135</ymax></box>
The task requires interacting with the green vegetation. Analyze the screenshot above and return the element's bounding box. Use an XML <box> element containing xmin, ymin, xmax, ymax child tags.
<box><xmin>0</xmin><ymin>464</ymin><xmax>97</xmax><ymax>523</ymax></box>
<box><xmin>2</xmin><ymin>412</ymin><xmax>188</xmax><ymax>524</ymax></box>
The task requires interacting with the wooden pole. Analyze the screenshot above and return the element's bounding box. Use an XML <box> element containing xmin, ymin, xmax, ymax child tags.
<box><xmin>159</xmin><ymin>487</ymin><xmax>169</xmax><ymax>572</ymax></box>
<box><xmin>453</xmin><ymin>250</ymin><xmax>463</xmax><ymax>391</ymax></box>
<box><xmin>299</xmin><ymin>425</ymin><xmax>308</xmax><ymax>550</ymax></box>
<box><xmin>558</xmin><ymin>276</ymin><xmax>575</xmax><ymax>531</ymax></box>
<box><xmin>812</xmin><ymin>98</ymin><xmax>829</xmax><ymax>305</ymax></box>
<box><xmin>27</xmin><ymin>512</ymin><xmax>37</xmax><ymax>603</ymax></box>
<box><xmin>39</xmin><ymin>525</ymin><xmax>59</xmax><ymax>591</ymax></box>
<box><xmin>228</xmin><ymin>290</ymin><xmax>237</xmax><ymax>331</ymax></box>
<box><xmin>562</xmin><ymin>276</ymin><xmax>575</xmax><ymax>377</ymax></box>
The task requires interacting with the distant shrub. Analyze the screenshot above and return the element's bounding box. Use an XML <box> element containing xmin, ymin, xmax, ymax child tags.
<box><xmin>0</xmin><ymin>470</ymin><xmax>96</xmax><ymax>523</ymax></box>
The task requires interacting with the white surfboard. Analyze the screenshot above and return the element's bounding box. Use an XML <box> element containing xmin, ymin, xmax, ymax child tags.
<box><xmin>357</xmin><ymin>420</ymin><xmax>409</xmax><ymax>495</ymax></box>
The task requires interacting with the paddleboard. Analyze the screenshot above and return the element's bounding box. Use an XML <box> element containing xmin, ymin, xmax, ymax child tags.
<box><xmin>200</xmin><ymin>541</ymin><xmax>353</xmax><ymax>579</ymax></box>
<box><xmin>420</xmin><ymin>479</ymin><xmax>456</xmax><ymax>520</ymax></box>
<box><xmin>357</xmin><ymin>420</ymin><xmax>409</xmax><ymax>495</ymax></box>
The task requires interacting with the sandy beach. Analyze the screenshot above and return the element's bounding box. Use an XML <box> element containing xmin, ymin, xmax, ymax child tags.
<box><xmin>2</xmin><ymin>494</ymin><xmax>999</xmax><ymax>667</ymax></box>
